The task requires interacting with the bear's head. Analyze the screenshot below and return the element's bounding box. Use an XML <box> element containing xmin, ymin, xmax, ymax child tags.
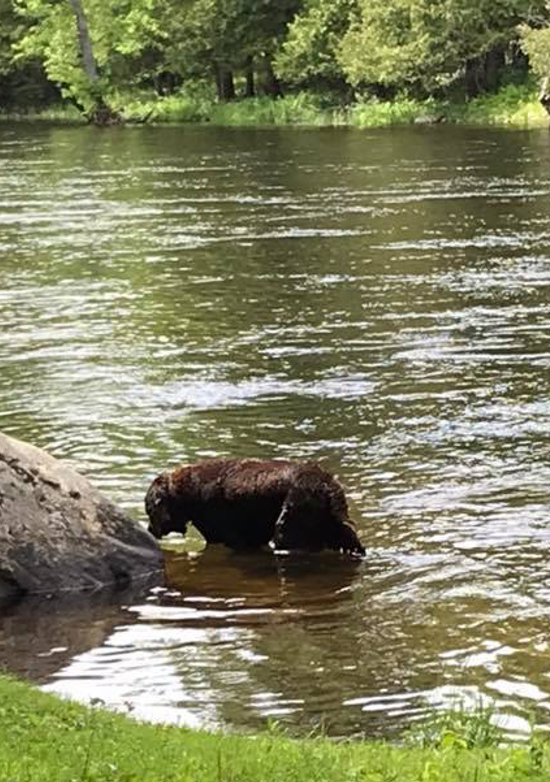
<box><xmin>145</xmin><ymin>472</ymin><xmax>188</xmax><ymax>539</ymax></box>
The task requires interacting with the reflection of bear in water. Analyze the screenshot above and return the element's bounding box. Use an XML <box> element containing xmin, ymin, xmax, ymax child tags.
<box><xmin>145</xmin><ymin>458</ymin><xmax>365</xmax><ymax>556</ymax></box>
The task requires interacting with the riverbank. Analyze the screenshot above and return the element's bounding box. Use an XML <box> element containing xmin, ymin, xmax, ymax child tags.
<box><xmin>4</xmin><ymin>82</ymin><xmax>548</xmax><ymax>129</ymax></box>
<box><xmin>1</xmin><ymin>674</ymin><xmax>549</xmax><ymax>781</ymax></box>
<box><xmin>141</xmin><ymin>82</ymin><xmax>546</xmax><ymax>128</ymax></box>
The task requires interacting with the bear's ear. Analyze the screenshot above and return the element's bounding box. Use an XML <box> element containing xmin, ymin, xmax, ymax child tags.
<box><xmin>145</xmin><ymin>472</ymin><xmax>170</xmax><ymax>518</ymax></box>
<box><xmin>145</xmin><ymin>472</ymin><xmax>173</xmax><ymax>539</ymax></box>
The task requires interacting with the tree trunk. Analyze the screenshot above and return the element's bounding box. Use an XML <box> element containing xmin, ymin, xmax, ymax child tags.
<box><xmin>68</xmin><ymin>0</ymin><xmax>122</xmax><ymax>125</ymax></box>
<box><xmin>464</xmin><ymin>56</ymin><xmax>484</xmax><ymax>99</ymax></box>
<box><xmin>464</xmin><ymin>46</ymin><xmax>505</xmax><ymax>99</ymax></box>
<box><xmin>244</xmin><ymin>56</ymin><xmax>255</xmax><ymax>98</ymax></box>
<box><xmin>214</xmin><ymin>64</ymin><xmax>236</xmax><ymax>101</ymax></box>
<box><xmin>68</xmin><ymin>0</ymin><xmax>98</xmax><ymax>83</ymax></box>
<box><xmin>483</xmin><ymin>45</ymin><xmax>505</xmax><ymax>93</ymax></box>
<box><xmin>260</xmin><ymin>57</ymin><xmax>283</xmax><ymax>98</ymax></box>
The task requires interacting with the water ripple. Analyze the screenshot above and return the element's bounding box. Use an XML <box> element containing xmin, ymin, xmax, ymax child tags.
<box><xmin>2</xmin><ymin>124</ymin><xmax>550</xmax><ymax>738</ymax></box>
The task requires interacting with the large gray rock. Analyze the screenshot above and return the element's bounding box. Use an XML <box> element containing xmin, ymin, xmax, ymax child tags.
<box><xmin>0</xmin><ymin>432</ymin><xmax>163</xmax><ymax>598</ymax></box>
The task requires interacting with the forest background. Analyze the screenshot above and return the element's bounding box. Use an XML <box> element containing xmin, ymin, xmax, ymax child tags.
<box><xmin>3</xmin><ymin>0</ymin><xmax>550</xmax><ymax>125</ymax></box>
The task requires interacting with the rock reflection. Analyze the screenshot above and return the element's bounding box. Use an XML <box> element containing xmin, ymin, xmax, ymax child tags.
<box><xmin>0</xmin><ymin>578</ymin><xmax>158</xmax><ymax>682</ymax></box>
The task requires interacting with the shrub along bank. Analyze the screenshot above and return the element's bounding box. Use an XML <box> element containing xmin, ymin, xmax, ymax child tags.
<box><xmin>1</xmin><ymin>674</ymin><xmax>550</xmax><ymax>782</ymax></box>
<box><xmin>5</xmin><ymin>82</ymin><xmax>548</xmax><ymax>128</ymax></box>
<box><xmin>144</xmin><ymin>83</ymin><xmax>548</xmax><ymax>127</ymax></box>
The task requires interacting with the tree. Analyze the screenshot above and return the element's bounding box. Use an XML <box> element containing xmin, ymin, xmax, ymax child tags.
<box><xmin>66</xmin><ymin>0</ymin><xmax>113</xmax><ymax>122</ymax></box>
<box><xmin>3</xmin><ymin>0</ymin><xmax>544</xmax><ymax>114</ymax></box>
<box><xmin>0</xmin><ymin>0</ymin><xmax>19</xmax><ymax>78</ymax></box>
<box><xmin>338</xmin><ymin>0</ymin><xmax>541</xmax><ymax>98</ymax></box>
<box><xmin>159</xmin><ymin>0</ymin><xmax>300</xmax><ymax>101</ymax></box>
<box><xmin>0</xmin><ymin>0</ymin><xmax>56</xmax><ymax>110</ymax></box>
<box><xmin>519</xmin><ymin>3</ymin><xmax>550</xmax><ymax>114</ymax></box>
<box><xmin>14</xmin><ymin>0</ymin><xmax>164</xmax><ymax>122</ymax></box>
<box><xmin>275</xmin><ymin>0</ymin><xmax>358</xmax><ymax>89</ymax></box>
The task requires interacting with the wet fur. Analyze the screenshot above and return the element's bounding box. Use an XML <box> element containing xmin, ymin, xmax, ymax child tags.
<box><xmin>145</xmin><ymin>458</ymin><xmax>365</xmax><ymax>556</ymax></box>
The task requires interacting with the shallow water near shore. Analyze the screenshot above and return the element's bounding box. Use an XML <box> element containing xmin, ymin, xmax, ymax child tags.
<box><xmin>2</xmin><ymin>122</ymin><xmax>550</xmax><ymax>738</ymax></box>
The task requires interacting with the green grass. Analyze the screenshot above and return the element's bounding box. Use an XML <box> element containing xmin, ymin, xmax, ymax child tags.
<box><xmin>348</xmin><ymin>97</ymin><xmax>441</xmax><ymax>127</ymax></box>
<box><xmin>118</xmin><ymin>89</ymin><xmax>443</xmax><ymax>127</ymax></box>
<box><xmin>447</xmin><ymin>83</ymin><xmax>548</xmax><ymax>127</ymax></box>
<box><xmin>2</xmin><ymin>81</ymin><xmax>548</xmax><ymax>128</ymax></box>
<box><xmin>1</xmin><ymin>674</ymin><xmax>550</xmax><ymax>781</ymax></box>
<box><xmin>348</xmin><ymin>83</ymin><xmax>548</xmax><ymax>128</ymax></box>
<box><xmin>208</xmin><ymin>93</ymin><xmax>337</xmax><ymax>126</ymax></box>
<box><xmin>123</xmin><ymin>81</ymin><xmax>549</xmax><ymax>128</ymax></box>
<box><xmin>120</xmin><ymin>90</ymin><xmax>337</xmax><ymax>126</ymax></box>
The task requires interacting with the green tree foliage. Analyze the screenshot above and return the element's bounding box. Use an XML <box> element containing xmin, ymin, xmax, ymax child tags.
<box><xmin>0</xmin><ymin>0</ymin><xmax>19</xmax><ymax>76</ymax></box>
<box><xmin>519</xmin><ymin>3</ymin><xmax>550</xmax><ymax>111</ymax></box>
<box><xmin>520</xmin><ymin>25</ymin><xmax>550</xmax><ymax>81</ymax></box>
<box><xmin>275</xmin><ymin>0</ymin><xmax>358</xmax><ymax>87</ymax></box>
<box><xmin>0</xmin><ymin>0</ymin><xmax>56</xmax><ymax>108</ymax></box>
<box><xmin>338</xmin><ymin>0</ymin><xmax>541</xmax><ymax>96</ymax></box>
<box><xmin>14</xmin><ymin>0</ymin><xmax>164</xmax><ymax>113</ymax></box>
<box><xmin>159</xmin><ymin>0</ymin><xmax>299</xmax><ymax>100</ymax></box>
<box><xmin>0</xmin><ymin>0</ymin><xmax>548</xmax><ymax>115</ymax></box>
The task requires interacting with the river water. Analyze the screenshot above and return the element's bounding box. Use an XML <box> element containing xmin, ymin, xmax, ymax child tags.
<box><xmin>2</xmin><ymin>122</ymin><xmax>550</xmax><ymax>738</ymax></box>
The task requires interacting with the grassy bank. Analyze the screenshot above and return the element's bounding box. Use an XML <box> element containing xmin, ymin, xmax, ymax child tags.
<box><xmin>1</xmin><ymin>674</ymin><xmax>550</xmax><ymax>782</ymax></box>
<box><xmin>121</xmin><ymin>81</ymin><xmax>548</xmax><ymax>128</ymax></box>
<box><xmin>3</xmin><ymin>82</ymin><xmax>548</xmax><ymax>129</ymax></box>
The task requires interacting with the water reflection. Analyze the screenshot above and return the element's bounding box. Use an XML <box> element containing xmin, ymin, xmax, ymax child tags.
<box><xmin>36</xmin><ymin>546</ymin><xmax>361</xmax><ymax>726</ymax></box>
<box><xmin>30</xmin><ymin>541</ymin><xmax>550</xmax><ymax>738</ymax></box>
<box><xmin>2</xmin><ymin>124</ymin><xmax>550</xmax><ymax>736</ymax></box>
<box><xmin>0</xmin><ymin>579</ymin><xmax>156</xmax><ymax>681</ymax></box>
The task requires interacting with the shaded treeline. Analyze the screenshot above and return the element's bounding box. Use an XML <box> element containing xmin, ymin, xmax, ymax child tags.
<box><xmin>2</xmin><ymin>0</ymin><xmax>550</xmax><ymax>122</ymax></box>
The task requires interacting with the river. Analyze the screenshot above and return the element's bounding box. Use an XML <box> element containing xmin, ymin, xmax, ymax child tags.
<box><xmin>1</xmin><ymin>122</ymin><xmax>550</xmax><ymax>738</ymax></box>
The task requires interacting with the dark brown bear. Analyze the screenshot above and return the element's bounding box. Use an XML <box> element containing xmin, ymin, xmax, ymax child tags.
<box><xmin>145</xmin><ymin>458</ymin><xmax>365</xmax><ymax>556</ymax></box>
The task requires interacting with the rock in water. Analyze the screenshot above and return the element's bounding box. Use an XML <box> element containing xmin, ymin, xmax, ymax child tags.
<box><xmin>0</xmin><ymin>432</ymin><xmax>163</xmax><ymax>598</ymax></box>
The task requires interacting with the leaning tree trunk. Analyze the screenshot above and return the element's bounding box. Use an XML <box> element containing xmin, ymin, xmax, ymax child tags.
<box><xmin>68</xmin><ymin>0</ymin><xmax>122</xmax><ymax>125</ymax></box>
<box><xmin>68</xmin><ymin>0</ymin><xmax>97</xmax><ymax>83</ymax></box>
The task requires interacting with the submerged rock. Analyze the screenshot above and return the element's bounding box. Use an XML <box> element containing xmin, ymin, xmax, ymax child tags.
<box><xmin>0</xmin><ymin>432</ymin><xmax>163</xmax><ymax>598</ymax></box>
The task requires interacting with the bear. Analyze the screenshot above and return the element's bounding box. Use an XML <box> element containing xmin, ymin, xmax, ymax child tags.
<box><xmin>145</xmin><ymin>457</ymin><xmax>365</xmax><ymax>557</ymax></box>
